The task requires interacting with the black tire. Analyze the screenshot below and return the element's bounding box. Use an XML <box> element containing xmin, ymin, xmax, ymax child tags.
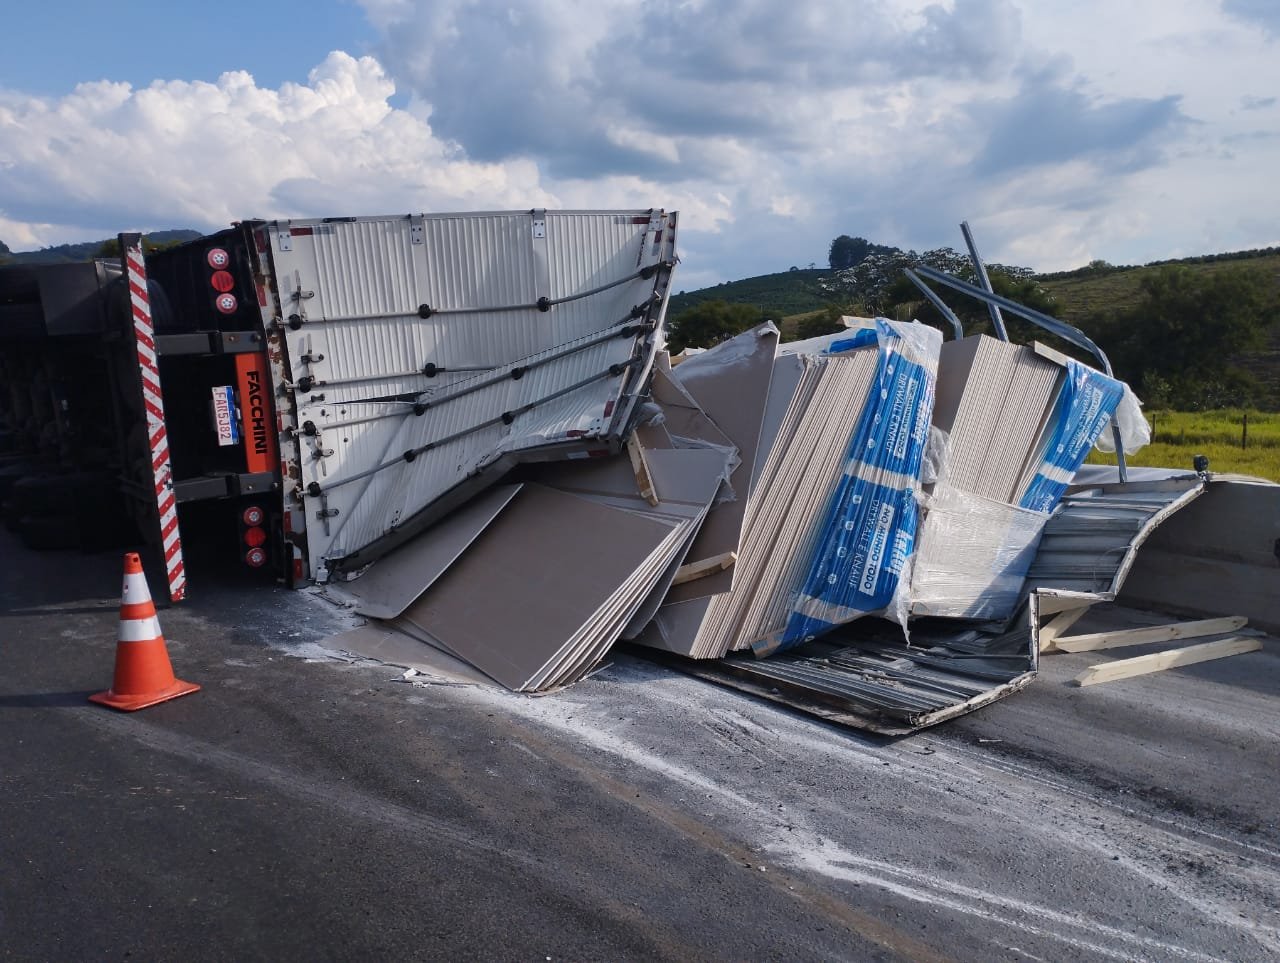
<box><xmin>73</xmin><ymin>493</ymin><xmax>139</xmax><ymax>551</ymax></box>
<box><xmin>8</xmin><ymin>470</ymin><xmax>114</xmax><ymax>518</ymax></box>
<box><xmin>0</xmin><ymin>462</ymin><xmax>34</xmax><ymax>500</ymax></box>
<box><xmin>18</xmin><ymin>514</ymin><xmax>80</xmax><ymax>551</ymax></box>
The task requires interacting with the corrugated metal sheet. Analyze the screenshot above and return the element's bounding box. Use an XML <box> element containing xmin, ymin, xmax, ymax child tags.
<box><xmin>655</xmin><ymin>478</ymin><xmax>1207</xmax><ymax>733</ymax></box>
<box><xmin>645</xmin><ymin>615</ymin><xmax>1038</xmax><ymax>735</ymax></box>
<box><xmin>1024</xmin><ymin>477</ymin><xmax>1205</xmax><ymax>597</ymax></box>
<box><xmin>265</xmin><ymin>210</ymin><xmax>677</xmax><ymax>580</ymax></box>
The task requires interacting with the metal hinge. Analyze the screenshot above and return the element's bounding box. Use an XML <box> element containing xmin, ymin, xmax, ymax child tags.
<box><xmin>648</xmin><ymin>209</ymin><xmax>666</xmax><ymax>257</ymax></box>
<box><xmin>531</xmin><ymin>209</ymin><xmax>546</xmax><ymax>240</ymax></box>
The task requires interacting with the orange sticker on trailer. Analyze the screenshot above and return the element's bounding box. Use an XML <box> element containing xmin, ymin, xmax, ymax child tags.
<box><xmin>235</xmin><ymin>352</ymin><xmax>277</xmax><ymax>474</ymax></box>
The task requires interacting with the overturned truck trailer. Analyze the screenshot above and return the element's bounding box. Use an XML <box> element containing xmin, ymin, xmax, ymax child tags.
<box><xmin>8</xmin><ymin>209</ymin><xmax>1266</xmax><ymax>732</ymax></box>
<box><xmin>0</xmin><ymin>209</ymin><xmax>677</xmax><ymax>595</ymax></box>
<box><xmin>259</xmin><ymin>210</ymin><xmax>678</xmax><ymax>583</ymax></box>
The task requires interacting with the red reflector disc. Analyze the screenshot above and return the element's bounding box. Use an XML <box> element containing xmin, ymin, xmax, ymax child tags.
<box><xmin>242</xmin><ymin>505</ymin><xmax>265</xmax><ymax>527</ymax></box>
<box><xmin>207</xmin><ymin>247</ymin><xmax>230</xmax><ymax>269</ymax></box>
<box><xmin>243</xmin><ymin>525</ymin><xmax>267</xmax><ymax>548</ymax></box>
<box><xmin>245</xmin><ymin>546</ymin><xmax>268</xmax><ymax>568</ymax></box>
<box><xmin>210</xmin><ymin>269</ymin><xmax>235</xmax><ymax>293</ymax></box>
<box><xmin>215</xmin><ymin>293</ymin><xmax>238</xmax><ymax>314</ymax></box>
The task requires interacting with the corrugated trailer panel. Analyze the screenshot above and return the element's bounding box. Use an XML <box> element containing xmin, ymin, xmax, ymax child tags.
<box><xmin>262</xmin><ymin>210</ymin><xmax>677</xmax><ymax>581</ymax></box>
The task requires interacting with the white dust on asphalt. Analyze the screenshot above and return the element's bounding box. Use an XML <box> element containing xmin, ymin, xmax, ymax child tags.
<box><xmin>456</xmin><ymin>659</ymin><xmax>1280</xmax><ymax>963</ymax></box>
<box><xmin>274</xmin><ymin>625</ymin><xmax>1280</xmax><ymax>962</ymax></box>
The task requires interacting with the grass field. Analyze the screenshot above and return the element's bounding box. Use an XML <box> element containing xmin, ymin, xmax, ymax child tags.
<box><xmin>1039</xmin><ymin>253</ymin><xmax>1280</xmax><ymax>319</ymax></box>
<box><xmin>668</xmin><ymin>269</ymin><xmax>830</xmax><ymax>318</ymax></box>
<box><xmin>1085</xmin><ymin>408</ymin><xmax>1280</xmax><ymax>481</ymax></box>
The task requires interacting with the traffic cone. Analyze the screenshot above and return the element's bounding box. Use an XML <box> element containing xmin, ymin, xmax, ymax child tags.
<box><xmin>89</xmin><ymin>552</ymin><xmax>200</xmax><ymax>711</ymax></box>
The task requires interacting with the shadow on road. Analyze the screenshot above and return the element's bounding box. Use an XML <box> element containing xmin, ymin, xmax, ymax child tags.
<box><xmin>0</xmin><ymin>690</ymin><xmax>99</xmax><ymax>708</ymax></box>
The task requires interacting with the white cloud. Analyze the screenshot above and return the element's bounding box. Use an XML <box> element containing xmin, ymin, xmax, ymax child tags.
<box><xmin>351</xmin><ymin>0</ymin><xmax>1280</xmax><ymax>279</ymax></box>
<box><xmin>3</xmin><ymin>1</ymin><xmax>1279</xmax><ymax>285</ymax></box>
<box><xmin>0</xmin><ymin>52</ymin><xmax>557</xmax><ymax>246</ymax></box>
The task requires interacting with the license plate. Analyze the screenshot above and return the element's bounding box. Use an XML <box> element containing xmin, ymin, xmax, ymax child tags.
<box><xmin>212</xmin><ymin>385</ymin><xmax>239</xmax><ymax>446</ymax></box>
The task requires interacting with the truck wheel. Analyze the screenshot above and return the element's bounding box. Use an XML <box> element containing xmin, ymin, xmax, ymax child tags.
<box><xmin>74</xmin><ymin>491</ymin><xmax>138</xmax><ymax>551</ymax></box>
<box><xmin>18</xmin><ymin>514</ymin><xmax>80</xmax><ymax>551</ymax></box>
<box><xmin>0</xmin><ymin>463</ymin><xmax>34</xmax><ymax>500</ymax></box>
<box><xmin>8</xmin><ymin>470</ymin><xmax>114</xmax><ymax>518</ymax></box>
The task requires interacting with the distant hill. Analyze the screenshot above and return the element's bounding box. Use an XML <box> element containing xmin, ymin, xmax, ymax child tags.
<box><xmin>668</xmin><ymin>248</ymin><xmax>1031</xmax><ymax>321</ymax></box>
<box><xmin>668</xmin><ymin>269</ymin><xmax>830</xmax><ymax>318</ymax></box>
<box><xmin>1039</xmin><ymin>250</ymin><xmax>1280</xmax><ymax>408</ymax></box>
<box><xmin>672</xmin><ymin>247</ymin><xmax>1280</xmax><ymax>321</ymax></box>
<box><xmin>0</xmin><ymin>229</ymin><xmax>203</xmax><ymax>265</ymax></box>
<box><xmin>670</xmin><ymin>246</ymin><xmax>1280</xmax><ymax>407</ymax></box>
<box><xmin>1038</xmin><ymin>249</ymin><xmax>1280</xmax><ymax>319</ymax></box>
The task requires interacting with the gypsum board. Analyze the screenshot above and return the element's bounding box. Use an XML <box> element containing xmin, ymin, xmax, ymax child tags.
<box><xmin>705</xmin><ymin>354</ymin><xmax>875</xmax><ymax>656</ymax></box>
<box><xmin>689</xmin><ymin>363</ymin><xmax>831</xmax><ymax>657</ymax></box>
<box><xmin>735</xmin><ymin>354</ymin><xmax>879</xmax><ymax>649</ymax></box>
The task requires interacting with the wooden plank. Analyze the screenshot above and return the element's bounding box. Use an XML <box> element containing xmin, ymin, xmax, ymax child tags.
<box><xmin>671</xmin><ymin>551</ymin><xmax>736</xmax><ymax>586</ymax></box>
<box><xmin>1055</xmin><ymin>616</ymin><xmax>1248</xmax><ymax>654</ymax></box>
<box><xmin>1038</xmin><ymin>605</ymin><xmax>1090</xmax><ymax>653</ymax></box>
<box><xmin>627</xmin><ymin>435</ymin><xmax>659</xmax><ymax>506</ymax></box>
<box><xmin>1073</xmin><ymin>636</ymin><xmax>1262</xmax><ymax>687</ymax></box>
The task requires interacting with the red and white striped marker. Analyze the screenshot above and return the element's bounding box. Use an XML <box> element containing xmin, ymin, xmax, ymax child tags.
<box><xmin>121</xmin><ymin>234</ymin><xmax>186</xmax><ymax>602</ymax></box>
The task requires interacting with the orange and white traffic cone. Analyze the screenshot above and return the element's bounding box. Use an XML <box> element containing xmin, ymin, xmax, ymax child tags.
<box><xmin>89</xmin><ymin>552</ymin><xmax>200</xmax><ymax>711</ymax></box>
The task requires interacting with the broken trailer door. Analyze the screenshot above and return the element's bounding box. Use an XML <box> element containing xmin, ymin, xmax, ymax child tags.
<box><xmin>261</xmin><ymin>209</ymin><xmax>677</xmax><ymax>583</ymax></box>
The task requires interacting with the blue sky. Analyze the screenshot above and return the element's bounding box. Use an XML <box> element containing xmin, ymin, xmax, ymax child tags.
<box><xmin>2</xmin><ymin>0</ymin><xmax>1279</xmax><ymax>291</ymax></box>
<box><xmin>0</xmin><ymin>2</ymin><xmax>377</xmax><ymax>95</ymax></box>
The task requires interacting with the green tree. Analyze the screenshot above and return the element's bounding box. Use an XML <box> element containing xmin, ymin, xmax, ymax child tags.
<box><xmin>1091</xmin><ymin>265</ymin><xmax>1277</xmax><ymax>408</ymax></box>
<box><xmin>828</xmin><ymin>235</ymin><xmax>869</xmax><ymax>271</ymax></box>
<box><xmin>883</xmin><ymin>267</ymin><xmax>1061</xmax><ymax>341</ymax></box>
<box><xmin>666</xmin><ymin>300</ymin><xmax>764</xmax><ymax>353</ymax></box>
<box><xmin>827</xmin><ymin>235</ymin><xmax>899</xmax><ymax>271</ymax></box>
<box><xmin>94</xmin><ymin>235</ymin><xmax>185</xmax><ymax>259</ymax></box>
<box><xmin>787</xmin><ymin>301</ymin><xmax>869</xmax><ymax>342</ymax></box>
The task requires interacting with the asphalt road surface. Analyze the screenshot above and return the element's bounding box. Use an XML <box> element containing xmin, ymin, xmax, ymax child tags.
<box><xmin>3</xmin><ymin>529</ymin><xmax>1278</xmax><ymax>962</ymax></box>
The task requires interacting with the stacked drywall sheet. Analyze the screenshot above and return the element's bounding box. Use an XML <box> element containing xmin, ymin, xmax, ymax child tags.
<box><xmin>321</xmin><ymin>484</ymin><xmax>523</xmax><ymax>618</ymax></box>
<box><xmin>911</xmin><ymin>335</ymin><xmax>1127</xmax><ymax>620</ymax></box>
<box><xmin>1016</xmin><ymin>358</ymin><xmax>1128</xmax><ymax>512</ymax></box>
<box><xmin>656</xmin><ymin>324</ymin><xmax>778</xmax><ymax>602</ymax></box>
<box><xmin>639</xmin><ymin>319</ymin><xmax>942</xmax><ymax>659</ymax></box>
<box><xmin>929</xmin><ymin>335</ymin><xmax>1065</xmax><ymax>503</ymax></box>
<box><xmin>324</xmin><ymin>331</ymin><xmax>744</xmax><ymax>692</ymax></box>
<box><xmin>389</xmin><ymin>443</ymin><xmax>731</xmax><ymax>691</ymax></box>
<box><xmin>696</xmin><ymin>351</ymin><xmax>881</xmax><ymax>658</ymax></box>
<box><xmin>636</xmin><ymin>348</ymin><xmax>810</xmax><ymax>657</ymax></box>
<box><xmin>769</xmin><ymin>321</ymin><xmax>941</xmax><ymax>652</ymax></box>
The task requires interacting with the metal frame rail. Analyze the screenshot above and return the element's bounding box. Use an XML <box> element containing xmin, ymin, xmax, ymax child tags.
<box><xmin>911</xmin><ymin>263</ymin><xmax>1128</xmax><ymax>482</ymax></box>
<box><xmin>960</xmin><ymin>221</ymin><xmax>1010</xmax><ymax>341</ymax></box>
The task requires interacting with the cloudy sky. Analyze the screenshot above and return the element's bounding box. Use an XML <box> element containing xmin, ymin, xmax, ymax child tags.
<box><xmin>2</xmin><ymin>0</ymin><xmax>1278</xmax><ymax>290</ymax></box>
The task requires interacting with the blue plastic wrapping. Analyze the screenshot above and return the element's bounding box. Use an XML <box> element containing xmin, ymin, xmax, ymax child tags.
<box><xmin>756</xmin><ymin>320</ymin><xmax>941</xmax><ymax>655</ymax></box>
<box><xmin>1018</xmin><ymin>359</ymin><xmax>1126</xmax><ymax>514</ymax></box>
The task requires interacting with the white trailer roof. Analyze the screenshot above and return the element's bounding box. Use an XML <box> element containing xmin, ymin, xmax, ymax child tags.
<box><xmin>265</xmin><ymin>209</ymin><xmax>677</xmax><ymax>580</ymax></box>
